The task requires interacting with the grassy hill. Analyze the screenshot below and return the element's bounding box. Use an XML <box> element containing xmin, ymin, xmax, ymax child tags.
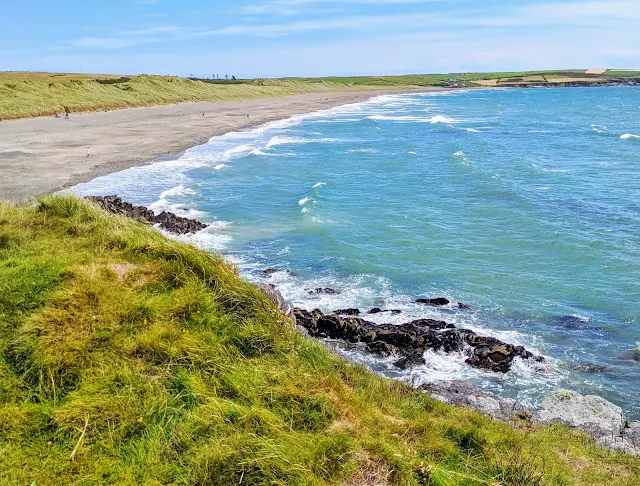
<box><xmin>1</xmin><ymin>195</ymin><xmax>639</xmax><ymax>485</ymax></box>
<box><xmin>2</xmin><ymin>69</ymin><xmax>638</xmax><ymax>121</ymax></box>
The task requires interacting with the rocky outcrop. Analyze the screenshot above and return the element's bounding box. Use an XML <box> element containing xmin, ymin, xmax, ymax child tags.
<box><xmin>415</xmin><ymin>298</ymin><xmax>471</xmax><ymax>310</ymax></box>
<box><xmin>420</xmin><ymin>380</ymin><xmax>531</xmax><ymax>422</ymax></box>
<box><xmin>419</xmin><ymin>383</ymin><xmax>639</xmax><ymax>455</ymax></box>
<box><xmin>368</xmin><ymin>308</ymin><xmax>402</xmax><ymax>315</ymax></box>
<box><xmin>289</xmin><ymin>300</ymin><xmax>637</xmax><ymax>455</ymax></box>
<box><xmin>258</xmin><ymin>283</ymin><xmax>295</xmax><ymax>321</ymax></box>
<box><xmin>87</xmin><ymin>195</ymin><xmax>207</xmax><ymax>234</ymax></box>
<box><xmin>534</xmin><ymin>390</ymin><xmax>639</xmax><ymax>455</ymax></box>
<box><xmin>536</xmin><ymin>390</ymin><xmax>625</xmax><ymax>437</ymax></box>
<box><xmin>308</xmin><ymin>287</ymin><xmax>338</xmax><ymax>295</ymax></box>
<box><xmin>332</xmin><ymin>308</ymin><xmax>361</xmax><ymax>316</ymax></box>
<box><xmin>293</xmin><ymin>307</ymin><xmax>543</xmax><ymax>373</ymax></box>
<box><xmin>416</xmin><ymin>297</ymin><xmax>450</xmax><ymax>306</ymax></box>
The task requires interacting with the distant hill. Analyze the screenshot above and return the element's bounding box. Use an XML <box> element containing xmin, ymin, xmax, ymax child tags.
<box><xmin>1</xmin><ymin>69</ymin><xmax>638</xmax><ymax>120</ymax></box>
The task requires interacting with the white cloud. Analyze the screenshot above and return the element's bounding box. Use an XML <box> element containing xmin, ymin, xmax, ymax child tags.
<box><xmin>7</xmin><ymin>0</ymin><xmax>640</xmax><ymax>74</ymax></box>
<box><xmin>14</xmin><ymin>26</ymin><xmax>640</xmax><ymax>77</ymax></box>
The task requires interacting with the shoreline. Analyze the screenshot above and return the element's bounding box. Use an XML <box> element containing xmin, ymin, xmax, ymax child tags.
<box><xmin>0</xmin><ymin>88</ymin><xmax>441</xmax><ymax>203</ymax></box>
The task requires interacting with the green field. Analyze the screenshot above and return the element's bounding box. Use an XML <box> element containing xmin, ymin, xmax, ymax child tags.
<box><xmin>2</xmin><ymin>69</ymin><xmax>638</xmax><ymax>121</ymax></box>
<box><xmin>0</xmin><ymin>196</ymin><xmax>639</xmax><ymax>485</ymax></box>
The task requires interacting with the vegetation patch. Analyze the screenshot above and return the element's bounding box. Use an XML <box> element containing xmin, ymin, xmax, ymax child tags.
<box><xmin>0</xmin><ymin>195</ymin><xmax>638</xmax><ymax>485</ymax></box>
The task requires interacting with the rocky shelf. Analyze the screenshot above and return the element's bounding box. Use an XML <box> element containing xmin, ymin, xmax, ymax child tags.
<box><xmin>293</xmin><ymin>307</ymin><xmax>544</xmax><ymax>373</ymax></box>
<box><xmin>259</xmin><ymin>285</ymin><xmax>639</xmax><ymax>455</ymax></box>
<box><xmin>86</xmin><ymin>195</ymin><xmax>207</xmax><ymax>234</ymax></box>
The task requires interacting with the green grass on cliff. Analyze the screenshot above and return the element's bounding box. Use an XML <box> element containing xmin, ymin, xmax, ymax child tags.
<box><xmin>0</xmin><ymin>196</ymin><xmax>639</xmax><ymax>485</ymax></box>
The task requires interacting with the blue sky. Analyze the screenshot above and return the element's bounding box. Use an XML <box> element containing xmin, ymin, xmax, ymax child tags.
<box><xmin>2</xmin><ymin>0</ymin><xmax>640</xmax><ymax>77</ymax></box>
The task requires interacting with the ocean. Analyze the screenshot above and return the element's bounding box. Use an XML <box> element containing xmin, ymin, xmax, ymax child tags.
<box><xmin>71</xmin><ymin>87</ymin><xmax>640</xmax><ymax>418</ymax></box>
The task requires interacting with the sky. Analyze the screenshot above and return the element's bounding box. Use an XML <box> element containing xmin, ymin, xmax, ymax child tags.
<box><xmin>2</xmin><ymin>0</ymin><xmax>640</xmax><ymax>77</ymax></box>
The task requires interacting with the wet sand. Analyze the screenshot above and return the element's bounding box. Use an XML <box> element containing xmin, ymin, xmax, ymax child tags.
<box><xmin>0</xmin><ymin>89</ymin><xmax>441</xmax><ymax>202</ymax></box>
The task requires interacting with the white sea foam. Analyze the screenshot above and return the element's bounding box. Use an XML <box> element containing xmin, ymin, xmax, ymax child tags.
<box><xmin>347</xmin><ymin>148</ymin><xmax>377</xmax><ymax>154</ymax></box>
<box><xmin>266</xmin><ymin>136</ymin><xmax>340</xmax><ymax>148</ymax></box>
<box><xmin>223</xmin><ymin>144</ymin><xmax>255</xmax><ymax>159</ymax></box>
<box><xmin>620</xmin><ymin>133</ymin><xmax>640</xmax><ymax>140</ymax></box>
<box><xmin>428</xmin><ymin>115</ymin><xmax>458</xmax><ymax>124</ymax></box>
<box><xmin>453</xmin><ymin>151</ymin><xmax>465</xmax><ymax>157</ymax></box>
<box><xmin>532</xmin><ymin>163</ymin><xmax>573</xmax><ymax>173</ymax></box>
<box><xmin>158</xmin><ymin>184</ymin><xmax>196</xmax><ymax>198</ymax></box>
<box><xmin>408</xmin><ymin>151</ymin><xmax>417</xmax><ymax>155</ymax></box>
<box><xmin>298</xmin><ymin>197</ymin><xmax>310</xmax><ymax>206</ymax></box>
<box><xmin>368</xmin><ymin>114</ymin><xmax>430</xmax><ymax>122</ymax></box>
<box><xmin>214</xmin><ymin>163</ymin><xmax>227</xmax><ymax>170</ymax></box>
<box><xmin>312</xmin><ymin>182</ymin><xmax>326</xmax><ymax>189</ymax></box>
<box><xmin>591</xmin><ymin>124</ymin><xmax>607</xmax><ymax>133</ymax></box>
<box><xmin>147</xmin><ymin>200</ymin><xmax>207</xmax><ymax>219</ymax></box>
<box><xmin>465</xmin><ymin>128</ymin><xmax>481</xmax><ymax>133</ymax></box>
<box><xmin>148</xmin><ymin>184</ymin><xmax>207</xmax><ymax>218</ymax></box>
<box><xmin>301</xmin><ymin>207</ymin><xmax>310</xmax><ymax>213</ymax></box>
<box><xmin>174</xmin><ymin>222</ymin><xmax>232</xmax><ymax>251</ymax></box>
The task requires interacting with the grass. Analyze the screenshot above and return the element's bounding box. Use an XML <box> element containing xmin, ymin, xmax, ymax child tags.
<box><xmin>0</xmin><ymin>195</ymin><xmax>639</xmax><ymax>485</ymax></box>
<box><xmin>3</xmin><ymin>68</ymin><xmax>639</xmax><ymax>121</ymax></box>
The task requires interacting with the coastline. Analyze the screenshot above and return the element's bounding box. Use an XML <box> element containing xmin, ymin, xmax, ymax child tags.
<box><xmin>82</xmin><ymin>194</ymin><xmax>640</xmax><ymax>455</ymax></box>
<box><xmin>0</xmin><ymin>88</ymin><xmax>442</xmax><ymax>203</ymax></box>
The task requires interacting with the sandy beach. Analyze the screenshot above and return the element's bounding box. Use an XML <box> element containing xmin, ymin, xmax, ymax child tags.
<box><xmin>0</xmin><ymin>89</ymin><xmax>438</xmax><ymax>203</ymax></box>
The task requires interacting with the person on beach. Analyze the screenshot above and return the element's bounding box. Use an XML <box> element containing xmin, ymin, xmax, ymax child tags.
<box><xmin>65</xmin><ymin>110</ymin><xmax>70</xmax><ymax>119</ymax></box>
<box><xmin>86</xmin><ymin>147</ymin><xmax>91</xmax><ymax>157</ymax></box>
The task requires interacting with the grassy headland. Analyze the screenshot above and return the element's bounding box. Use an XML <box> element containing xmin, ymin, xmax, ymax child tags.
<box><xmin>0</xmin><ymin>195</ymin><xmax>639</xmax><ymax>485</ymax></box>
<box><xmin>2</xmin><ymin>69</ymin><xmax>638</xmax><ymax>121</ymax></box>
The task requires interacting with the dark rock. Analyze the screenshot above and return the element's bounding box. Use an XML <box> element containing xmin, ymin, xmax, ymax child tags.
<box><xmin>465</xmin><ymin>343</ymin><xmax>533</xmax><ymax>373</ymax></box>
<box><xmin>394</xmin><ymin>352</ymin><xmax>426</xmax><ymax>369</ymax></box>
<box><xmin>619</xmin><ymin>347</ymin><xmax>640</xmax><ymax>363</ymax></box>
<box><xmin>367</xmin><ymin>341</ymin><xmax>395</xmax><ymax>357</ymax></box>
<box><xmin>309</xmin><ymin>287</ymin><xmax>338</xmax><ymax>295</ymax></box>
<box><xmin>549</xmin><ymin>315</ymin><xmax>599</xmax><ymax>331</ymax></box>
<box><xmin>368</xmin><ymin>308</ymin><xmax>402</xmax><ymax>315</ymax></box>
<box><xmin>375</xmin><ymin>327</ymin><xmax>421</xmax><ymax>350</ymax></box>
<box><xmin>405</xmin><ymin>318</ymin><xmax>455</xmax><ymax>331</ymax></box>
<box><xmin>573</xmin><ymin>362</ymin><xmax>612</xmax><ymax>373</ymax></box>
<box><xmin>87</xmin><ymin>195</ymin><xmax>207</xmax><ymax>235</ymax></box>
<box><xmin>332</xmin><ymin>308</ymin><xmax>361</xmax><ymax>316</ymax></box>
<box><xmin>293</xmin><ymin>307</ymin><xmax>543</xmax><ymax>374</ymax></box>
<box><xmin>262</xmin><ymin>268</ymin><xmax>295</xmax><ymax>277</ymax></box>
<box><xmin>457</xmin><ymin>302</ymin><xmax>472</xmax><ymax>310</ymax></box>
<box><xmin>416</xmin><ymin>297</ymin><xmax>450</xmax><ymax>306</ymax></box>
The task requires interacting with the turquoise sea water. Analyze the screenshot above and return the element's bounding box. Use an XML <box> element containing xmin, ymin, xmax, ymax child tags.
<box><xmin>73</xmin><ymin>87</ymin><xmax>640</xmax><ymax>418</ymax></box>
